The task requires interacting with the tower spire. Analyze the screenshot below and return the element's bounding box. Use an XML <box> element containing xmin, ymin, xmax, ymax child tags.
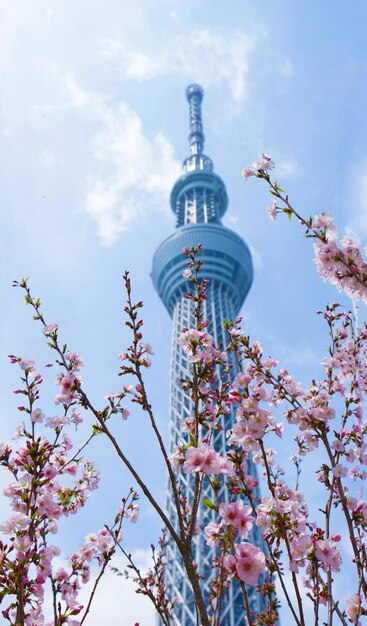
<box><xmin>182</xmin><ymin>84</ymin><xmax>213</xmax><ymax>174</ymax></box>
<box><xmin>171</xmin><ymin>85</ymin><xmax>227</xmax><ymax>225</ymax></box>
<box><xmin>186</xmin><ymin>84</ymin><xmax>205</xmax><ymax>155</ymax></box>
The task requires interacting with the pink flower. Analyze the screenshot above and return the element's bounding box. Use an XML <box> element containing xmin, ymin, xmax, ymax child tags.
<box><xmin>31</xmin><ymin>408</ymin><xmax>45</xmax><ymax>423</ymax></box>
<box><xmin>242</xmin><ymin>154</ymin><xmax>275</xmax><ymax>178</ymax></box>
<box><xmin>243</xmin><ymin>475</ymin><xmax>258</xmax><ymax>491</ymax></box>
<box><xmin>168</xmin><ymin>448</ymin><xmax>184</xmax><ymax>473</ymax></box>
<box><xmin>43</xmin><ymin>465</ymin><xmax>58</xmax><ymax>480</ymax></box>
<box><xmin>315</xmin><ymin>539</ymin><xmax>341</xmax><ymax>572</ymax></box>
<box><xmin>130</xmin><ymin>505</ymin><xmax>139</xmax><ymax>523</ymax></box>
<box><xmin>242</xmin><ymin>165</ymin><xmax>256</xmax><ymax>180</ymax></box>
<box><xmin>183</xmin><ymin>443</ymin><xmax>222</xmax><ymax>475</ymax></box>
<box><xmin>183</xmin><ymin>446</ymin><xmax>206</xmax><ymax>473</ymax></box>
<box><xmin>121</xmin><ymin>407</ymin><xmax>130</xmax><ymax>420</ymax></box>
<box><xmin>13</xmin><ymin>534</ymin><xmax>32</xmax><ymax>553</ymax></box>
<box><xmin>82</xmin><ymin>565</ymin><xmax>90</xmax><ymax>584</ymax></box>
<box><xmin>179</xmin><ymin>328</ymin><xmax>214</xmax><ymax>363</ymax></box>
<box><xmin>331</xmin><ymin>463</ymin><xmax>347</xmax><ymax>478</ymax></box>
<box><xmin>232</xmin><ymin>542</ymin><xmax>266</xmax><ymax>585</ymax></box>
<box><xmin>201</xmin><ymin>447</ymin><xmax>222</xmax><ymax>474</ymax></box>
<box><xmin>96</xmin><ymin>528</ymin><xmax>113</xmax><ymax>551</ymax></box>
<box><xmin>204</xmin><ymin>521</ymin><xmax>223</xmax><ymax>547</ymax></box>
<box><xmin>267</xmin><ymin>199</ymin><xmax>277</xmax><ymax>221</ymax></box>
<box><xmin>56</xmin><ymin>371</ymin><xmax>80</xmax><ymax>403</ymax></box>
<box><xmin>183</xmin><ymin>269</ymin><xmax>192</xmax><ymax>278</ymax></box>
<box><xmin>289</xmin><ymin>533</ymin><xmax>312</xmax><ymax>566</ymax></box>
<box><xmin>259</xmin><ymin>152</ymin><xmax>275</xmax><ymax>171</ymax></box>
<box><xmin>140</xmin><ymin>342</ymin><xmax>154</xmax><ymax>356</ymax></box>
<box><xmin>19</xmin><ymin>359</ymin><xmax>35</xmax><ymax>373</ymax></box>
<box><xmin>219</xmin><ymin>500</ymin><xmax>254</xmax><ymax>539</ymax></box>
<box><xmin>44</xmin><ymin>323</ymin><xmax>58</xmax><ymax>336</ymax></box>
<box><xmin>0</xmin><ymin>512</ymin><xmax>31</xmax><ymax>534</ymax></box>
<box><xmin>345</xmin><ymin>594</ymin><xmax>362</xmax><ymax>625</ymax></box>
<box><xmin>68</xmin><ymin>352</ymin><xmax>84</xmax><ymax>371</ymax></box>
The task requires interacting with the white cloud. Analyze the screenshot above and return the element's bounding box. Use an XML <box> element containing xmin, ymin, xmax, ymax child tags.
<box><xmin>100</xmin><ymin>28</ymin><xmax>257</xmax><ymax>102</ymax></box>
<box><xmin>249</xmin><ymin>244</ymin><xmax>263</xmax><ymax>269</ymax></box>
<box><xmin>169</xmin><ymin>10</ymin><xmax>181</xmax><ymax>26</ymax></box>
<box><xmin>280</xmin><ymin>57</ymin><xmax>295</xmax><ymax>78</ymax></box>
<box><xmin>264</xmin><ymin>334</ymin><xmax>321</xmax><ymax>368</ymax></box>
<box><xmin>276</xmin><ymin>157</ymin><xmax>301</xmax><ymax>179</ymax></box>
<box><xmin>227</xmin><ymin>214</ymin><xmax>240</xmax><ymax>226</ymax></box>
<box><xmin>85</xmin><ymin>102</ymin><xmax>180</xmax><ymax>245</ymax></box>
<box><xmin>279</xmin><ymin>345</ymin><xmax>321</xmax><ymax>367</ymax></box>
<box><xmin>36</xmin><ymin>70</ymin><xmax>181</xmax><ymax>245</ymax></box>
<box><xmin>100</xmin><ymin>38</ymin><xmax>160</xmax><ymax>81</ymax></box>
<box><xmin>31</xmin><ymin>70</ymin><xmax>90</xmax><ymax>116</ymax></box>
<box><xmin>63</xmin><ymin>72</ymin><xmax>89</xmax><ymax>109</ymax></box>
<box><xmin>79</xmin><ymin>551</ymin><xmax>156</xmax><ymax>626</ymax></box>
<box><xmin>41</xmin><ymin>550</ymin><xmax>156</xmax><ymax>625</ymax></box>
<box><xmin>84</xmin><ymin>568</ymin><xmax>156</xmax><ymax>625</ymax></box>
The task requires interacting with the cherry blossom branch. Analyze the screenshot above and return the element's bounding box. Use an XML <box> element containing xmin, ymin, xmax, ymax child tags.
<box><xmin>80</xmin><ymin>552</ymin><xmax>112</xmax><ymax>625</ymax></box>
<box><xmin>11</xmin><ymin>223</ymin><xmax>367</xmax><ymax>626</ymax></box>
<box><xmin>14</xmin><ymin>278</ymin><xmax>211</xmax><ymax>626</ymax></box>
<box><xmin>258</xmin><ymin>440</ymin><xmax>305</xmax><ymax>626</ymax></box>
<box><xmin>243</xmin><ymin>154</ymin><xmax>367</xmax><ymax>303</ymax></box>
<box><xmin>16</xmin><ymin>279</ymin><xmax>181</xmax><ymax>547</ymax></box>
<box><xmin>80</xmin><ymin>491</ymin><xmax>136</xmax><ymax>625</ymax></box>
<box><xmin>111</xmin><ymin>532</ymin><xmax>173</xmax><ymax>626</ymax></box>
<box><xmin>224</xmin><ymin>307</ymin><xmax>366</xmax><ymax>624</ymax></box>
<box><xmin>321</xmin><ymin>432</ymin><xmax>367</xmax><ymax>598</ymax></box>
<box><xmin>121</xmin><ymin>272</ymin><xmax>186</xmax><ymax>540</ymax></box>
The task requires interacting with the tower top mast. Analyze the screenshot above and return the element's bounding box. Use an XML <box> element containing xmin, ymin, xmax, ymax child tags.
<box><xmin>182</xmin><ymin>84</ymin><xmax>213</xmax><ymax>174</ymax></box>
<box><xmin>186</xmin><ymin>83</ymin><xmax>205</xmax><ymax>156</ymax></box>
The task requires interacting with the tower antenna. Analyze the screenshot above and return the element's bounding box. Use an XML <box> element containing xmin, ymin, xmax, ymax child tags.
<box><xmin>186</xmin><ymin>83</ymin><xmax>205</xmax><ymax>156</ymax></box>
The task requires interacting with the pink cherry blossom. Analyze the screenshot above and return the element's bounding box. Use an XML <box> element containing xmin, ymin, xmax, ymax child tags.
<box><xmin>204</xmin><ymin>521</ymin><xmax>223</xmax><ymax>547</ymax></box>
<box><xmin>230</xmin><ymin>542</ymin><xmax>266</xmax><ymax>585</ymax></box>
<box><xmin>130</xmin><ymin>505</ymin><xmax>139</xmax><ymax>523</ymax></box>
<box><xmin>219</xmin><ymin>500</ymin><xmax>254</xmax><ymax>539</ymax></box>
<box><xmin>183</xmin><ymin>443</ymin><xmax>222</xmax><ymax>475</ymax></box>
<box><xmin>44</xmin><ymin>323</ymin><xmax>58</xmax><ymax>336</ymax></box>
<box><xmin>345</xmin><ymin>593</ymin><xmax>362</xmax><ymax>625</ymax></box>
<box><xmin>315</xmin><ymin>539</ymin><xmax>342</xmax><ymax>572</ymax></box>
<box><xmin>267</xmin><ymin>199</ymin><xmax>277</xmax><ymax>221</ymax></box>
<box><xmin>31</xmin><ymin>408</ymin><xmax>45</xmax><ymax>423</ymax></box>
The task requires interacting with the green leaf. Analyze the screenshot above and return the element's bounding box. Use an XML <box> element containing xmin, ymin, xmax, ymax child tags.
<box><xmin>203</xmin><ymin>498</ymin><xmax>217</xmax><ymax>511</ymax></box>
<box><xmin>92</xmin><ymin>424</ymin><xmax>104</xmax><ymax>435</ymax></box>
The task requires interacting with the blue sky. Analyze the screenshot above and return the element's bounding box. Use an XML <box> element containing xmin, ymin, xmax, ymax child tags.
<box><xmin>1</xmin><ymin>1</ymin><xmax>367</xmax><ymax>623</ymax></box>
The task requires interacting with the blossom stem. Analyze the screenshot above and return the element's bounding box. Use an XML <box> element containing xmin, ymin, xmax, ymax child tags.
<box><xmin>322</xmin><ymin>433</ymin><xmax>367</xmax><ymax>599</ymax></box>
<box><xmin>259</xmin><ymin>440</ymin><xmax>305</xmax><ymax>626</ymax></box>
<box><xmin>124</xmin><ymin>274</ymin><xmax>186</xmax><ymax>539</ymax></box>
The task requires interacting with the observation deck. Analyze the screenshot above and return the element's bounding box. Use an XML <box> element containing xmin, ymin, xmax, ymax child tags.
<box><xmin>152</xmin><ymin>223</ymin><xmax>252</xmax><ymax>317</ymax></box>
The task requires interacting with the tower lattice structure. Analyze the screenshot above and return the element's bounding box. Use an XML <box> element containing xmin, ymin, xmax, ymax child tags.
<box><xmin>152</xmin><ymin>84</ymin><xmax>266</xmax><ymax>625</ymax></box>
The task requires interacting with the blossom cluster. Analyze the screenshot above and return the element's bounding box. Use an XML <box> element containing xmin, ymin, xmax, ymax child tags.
<box><xmin>242</xmin><ymin>153</ymin><xmax>275</xmax><ymax>180</ymax></box>
<box><xmin>243</xmin><ymin>155</ymin><xmax>367</xmax><ymax>305</ymax></box>
<box><xmin>0</xmin><ymin>353</ymin><xmax>119</xmax><ymax>625</ymax></box>
<box><xmin>313</xmin><ymin>213</ymin><xmax>367</xmax><ymax>304</ymax></box>
<box><xmin>168</xmin><ymin>271</ymin><xmax>367</xmax><ymax>624</ymax></box>
<box><xmin>8</xmin><ymin>205</ymin><xmax>367</xmax><ymax>626</ymax></box>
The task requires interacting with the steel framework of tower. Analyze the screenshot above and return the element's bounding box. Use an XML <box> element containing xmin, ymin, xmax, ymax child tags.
<box><xmin>152</xmin><ymin>85</ymin><xmax>266</xmax><ymax>625</ymax></box>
